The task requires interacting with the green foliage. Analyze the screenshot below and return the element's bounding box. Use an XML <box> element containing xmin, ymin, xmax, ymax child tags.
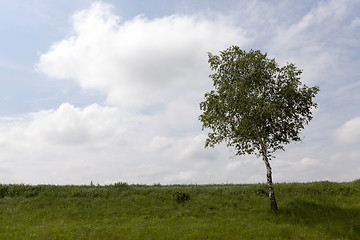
<box><xmin>199</xmin><ymin>46</ymin><xmax>319</xmax><ymax>157</ymax></box>
<box><xmin>172</xmin><ymin>191</ymin><xmax>190</xmax><ymax>204</ymax></box>
<box><xmin>200</xmin><ymin>46</ymin><xmax>319</xmax><ymax>210</ymax></box>
<box><xmin>112</xmin><ymin>182</ymin><xmax>129</xmax><ymax>188</ymax></box>
<box><xmin>0</xmin><ymin>182</ymin><xmax>359</xmax><ymax>239</ymax></box>
<box><xmin>255</xmin><ymin>183</ymin><xmax>268</xmax><ymax>196</ymax></box>
<box><xmin>0</xmin><ymin>184</ymin><xmax>40</xmax><ymax>198</ymax></box>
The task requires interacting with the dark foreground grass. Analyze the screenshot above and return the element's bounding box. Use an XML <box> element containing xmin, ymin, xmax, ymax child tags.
<box><xmin>0</xmin><ymin>180</ymin><xmax>359</xmax><ymax>239</ymax></box>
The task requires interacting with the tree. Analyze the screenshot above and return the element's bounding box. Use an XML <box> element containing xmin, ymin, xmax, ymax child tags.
<box><xmin>199</xmin><ymin>46</ymin><xmax>319</xmax><ymax>210</ymax></box>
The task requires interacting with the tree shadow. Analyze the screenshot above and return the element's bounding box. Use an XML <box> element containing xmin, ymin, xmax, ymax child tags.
<box><xmin>277</xmin><ymin>199</ymin><xmax>360</xmax><ymax>239</ymax></box>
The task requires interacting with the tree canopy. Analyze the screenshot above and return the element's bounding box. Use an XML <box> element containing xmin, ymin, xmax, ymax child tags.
<box><xmin>199</xmin><ymin>46</ymin><xmax>319</xmax><ymax>210</ymax></box>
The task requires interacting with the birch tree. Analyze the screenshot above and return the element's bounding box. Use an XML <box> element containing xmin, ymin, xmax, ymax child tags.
<box><xmin>199</xmin><ymin>46</ymin><xmax>319</xmax><ymax>210</ymax></box>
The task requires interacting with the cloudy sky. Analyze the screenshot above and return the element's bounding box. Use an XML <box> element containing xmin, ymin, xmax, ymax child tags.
<box><xmin>0</xmin><ymin>0</ymin><xmax>359</xmax><ymax>185</ymax></box>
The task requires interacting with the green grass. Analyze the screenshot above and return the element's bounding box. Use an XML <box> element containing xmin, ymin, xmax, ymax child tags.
<box><xmin>0</xmin><ymin>180</ymin><xmax>359</xmax><ymax>239</ymax></box>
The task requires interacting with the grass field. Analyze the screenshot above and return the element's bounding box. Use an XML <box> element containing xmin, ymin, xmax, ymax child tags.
<box><xmin>0</xmin><ymin>180</ymin><xmax>359</xmax><ymax>239</ymax></box>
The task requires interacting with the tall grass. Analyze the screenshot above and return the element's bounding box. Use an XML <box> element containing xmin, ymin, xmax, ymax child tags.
<box><xmin>0</xmin><ymin>180</ymin><xmax>359</xmax><ymax>239</ymax></box>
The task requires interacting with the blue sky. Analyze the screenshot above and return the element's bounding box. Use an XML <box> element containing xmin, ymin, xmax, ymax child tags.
<box><xmin>0</xmin><ymin>0</ymin><xmax>359</xmax><ymax>185</ymax></box>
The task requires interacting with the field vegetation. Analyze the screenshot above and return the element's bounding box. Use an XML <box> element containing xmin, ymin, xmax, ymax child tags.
<box><xmin>0</xmin><ymin>180</ymin><xmax>359</xmax><ymax>239</ymax></box>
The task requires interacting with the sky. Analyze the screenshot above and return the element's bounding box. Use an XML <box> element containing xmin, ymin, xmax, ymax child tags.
<box><xmin>0</xmin><ymin>0</ymin><xmax>359</xmax><ymax>185</ymax></box>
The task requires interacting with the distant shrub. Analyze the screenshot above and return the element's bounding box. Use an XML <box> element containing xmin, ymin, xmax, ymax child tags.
<box><xmin>353</xmin><ymin>179</ymin><xmax>360</xmax><ymax>185</ymax></box>
<box><xmin>0</xmin><ymin>184</ymin><xmax>39</xmax><ymax>198</ymax></box>
<box><xmin>71</xmin><ymin>187</ymin><xmax>101</xmax><ymax>198</ymax></box>
<box><xmin>71</xmin><ymin>189</ymin><xmax>82</xmax><ymax>197</ymax></box>
<box><xmin>255</xmin><ymin>184</ymin><xmax>268</xmax><ymax>196</ymax></box>
<box><xmin>113</xmin><ymin>182</ymin><xmax>129</xmax><ymax>188</ymax></box>
<box><xmin>172</xmin><ymin>191</ymin><xmax>190</xmax><ymax>204</ymax></box>
<box><xmin>0</xmin><ymin>185</ymin><xmax>8</xmax><ymax>198</ymax></box>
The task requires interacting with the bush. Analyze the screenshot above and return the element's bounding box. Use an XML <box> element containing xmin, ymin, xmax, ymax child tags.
<box><xmin>172</xmin><ymin>191</ymin><xmax>190</xmax><ymax>204</ymax></box>
<box><xmin>0</xmin><ymin>184</ymin><xmax>39</xmax><ymax>198</ymax></box>
<box><xmin>113</xmin><ymin>182</ymin><xmax>129</xmax><ymax>188</ymax></box>
<box><xmin>0</xmin><ymin>185</ymin><xmax>8</xmax><ymax>198</ymax></box>
<box><xmin>255</xmin><ymin>184</ymin><xmax>268</xmax><ymax>196</ymax></box>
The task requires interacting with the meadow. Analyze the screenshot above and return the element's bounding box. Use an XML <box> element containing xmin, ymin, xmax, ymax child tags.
<box><xmin>0</xmin><ymin>180</ymin><xmax>359</xmax><ymax>239</ymax></box>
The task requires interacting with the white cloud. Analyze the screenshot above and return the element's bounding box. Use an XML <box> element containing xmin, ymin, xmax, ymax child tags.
<box><xmin>349</xmin><ymin>17</ymin><xmax>360</xmax><ymax>29</ymax></box>
<box><xmin>0</xmin><ymin>103</ymin><xmax>129</xmax><ymax>184</ymax></box>
<box><xmin>147</xmin><ymin>134</ymin><xmax>221</xmax><ymax>163</ymax></box>
<box><xmin>166</xmin><ymin>170</ymin><xmax>195</xmax><ymax>182</ymax></box>
<box><xmin>224</xmin><ymin>161</ymin><xmax>242</xmax><ymax>172</ymax></box>
<box><xmin>1</xmin><ymin>103</ymin><xmax>125</xmax><ymax>148</ymax></box>
<box><xmin>266</xmin><ymin>0</ymin><xmax>359</xmax><ymax>86</ymax></box>
<box><xmin>335</xmin><ymin>117</ymin><xmax>360</xmax><ymax>144</ymax></box>
<box><xmin>37</xmin><ymin>2</ymin><xmax>248</xmax><ymax>109</ymax></box>
<box><xmin>300</xmin><ymin>157</ymin><xmax>319</xmax><ymax>167</ymax></box>
<box><xmin>0</xmin><ymin>102</ymin><xmax>265</xmax><ymax>185</ymax></box>
<box><xmin>15</xmin><ymin>1</ymin><xmax>254</xmax><ymax>185</ymax></box>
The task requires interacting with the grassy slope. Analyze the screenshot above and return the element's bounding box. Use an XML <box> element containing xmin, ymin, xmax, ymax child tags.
<box><xmin>0</xmin><ymin>181</ymin><xmax>359</xmax><ymax>240</ymax></box>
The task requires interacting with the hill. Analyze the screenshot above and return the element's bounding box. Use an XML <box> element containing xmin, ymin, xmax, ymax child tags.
<box><xmin>0</xmin><ymin>180</ymin><xmax>359</xmax><ymax>239</ymax></box>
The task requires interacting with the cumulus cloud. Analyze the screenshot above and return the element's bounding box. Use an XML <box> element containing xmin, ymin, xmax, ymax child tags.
<box><xmin>0</xmin><ymin>101</ymin><xmax>264</xmax><ymax>185</ymax></box>
<box><xmin>263</xmin><ymin>0</ymin><xmax>359</xmax><ymax>87</ymax></box>
<box><xmin>0</xmin><ymin>103</ymin><xmax>128</xmax><ymax>183</ymax></box>
<box><xmin>335</xmin><ymin>117</ymin><xmax>360</xmax><ymax>144</ymax></box>
<box><xmin>37</xmin><ymin>2</ymin><xmax>248</xmax><ymax>109</ymax></box>
<box><xmin>0</xmin><ymin>103</ymin><xmax>125</xmax><ymax>147</ymax></box>
<box><xmin>0</xmin><ymin>1</ymin><xmax>251</xmax><ymax>184</ymax></box>
<box><xmin>349</xmin><ymin>17</ymin><xmax>360</xmax><ymax>29</ymax></box>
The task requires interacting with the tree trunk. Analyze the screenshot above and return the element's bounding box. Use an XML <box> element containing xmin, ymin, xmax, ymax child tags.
<box><xmin>263</xmin><ymin>155</ymin><xmax>278</xmax><ymax>211</ymax></box>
